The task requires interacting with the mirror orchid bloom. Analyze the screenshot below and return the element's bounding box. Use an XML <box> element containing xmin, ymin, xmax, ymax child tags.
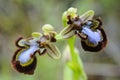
<box><xmin>12</xmin><ymin>32</ymin><xmax>61</xmax><ymax>75</ymax></box>
<box><xmin>61</xmin><ymin>12</ymin><xmax>107</xmax><ymax>52</ymax></box>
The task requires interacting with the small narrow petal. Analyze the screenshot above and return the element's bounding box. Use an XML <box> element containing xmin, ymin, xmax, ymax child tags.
<box><xmin>45</xmin><ymin>43</ymin><xmax>61</xmax><ymax>59</ymax></box>
<box><xmin>60</xmin><ymin>25</ymin><xmax>75</xmax><ymax>39</ymax></box>
<box><xmin>80</xmin><ymin>10</ymin><xmax>94</xmax><ymax>22</ymax></box>
<box><xmin>32</xmin><ymin>32</ymin><xmax>42</xmax><ymax>38</ymax></box>
<box><xmin>85</xmin><ymin>19</ymin><xmax>102</xmax><ymax>30</ymax></box>
<box><xmin>16</xmin><ymin>37</ymin><xmax>27</xmax><ymax>48</ymax></box>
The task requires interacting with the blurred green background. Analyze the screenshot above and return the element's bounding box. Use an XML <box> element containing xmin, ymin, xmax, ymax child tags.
<box><xmin>0</xmin><ymin>0</ymin><xmax>120</xmax><ymax>80</ymax></box>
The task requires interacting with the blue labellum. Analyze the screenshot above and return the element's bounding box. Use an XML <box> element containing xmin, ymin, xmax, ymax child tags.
<box><xmin>18</xmin><ymin>46</ymin><xmax>39</xmax><ymax>63</ymax></box>
<box><xmin>82</xmin><ymin>27</ymin><xmax>102</xmax><ymax>45</ymax></box>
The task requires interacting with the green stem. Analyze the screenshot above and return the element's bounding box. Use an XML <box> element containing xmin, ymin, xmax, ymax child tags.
<box><xmin>56</xmin><ymin>34</ymin><xmax>87</xmax><ymax>80</ymax></box>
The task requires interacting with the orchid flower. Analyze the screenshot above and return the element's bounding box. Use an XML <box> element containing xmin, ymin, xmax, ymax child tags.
<box><xmin>61</xmin><ymin>9</ymin><xmax>107</xmax><ymax>52</ymax></box>
<box><xmin>12</xmin><ymin>25</ymin><xmax>61</xmax><ymax>74</ymax></box>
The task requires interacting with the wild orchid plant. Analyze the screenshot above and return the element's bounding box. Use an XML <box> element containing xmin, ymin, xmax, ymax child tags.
<box><xmin>11</xmin><ymin>7</ymin><xmax>107</xmax><ymax>80</ymax></box>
